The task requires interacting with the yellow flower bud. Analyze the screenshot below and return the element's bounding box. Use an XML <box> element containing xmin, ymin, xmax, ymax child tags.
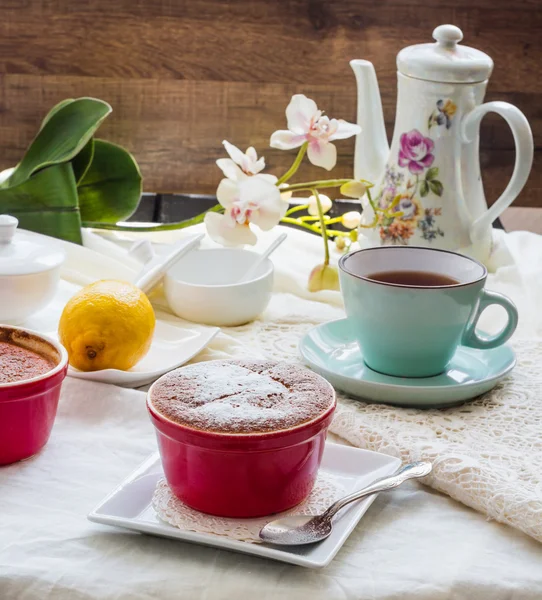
<box><xmin>340</xmin><ymin>180</ymin><xmax>368</xmax><ymax>199</ymax></box>
<box><xmin>307</xmin><ymin>194</ymin><xmax>332</xmax><ymax>216</ymax></box>
<box><xmin>308</xmin><ymin>264</ymin><xmax>340</xmax><ymax>292</ymax></box>
<box><xmin>335</xmin><ymin>237</ymin><xmax>346</xmax><ymax>251</ymax></box>
<box><xmin>342</xmin><ymin>211</ymin><xmax>361</xmax><ymax>229</ymax></box>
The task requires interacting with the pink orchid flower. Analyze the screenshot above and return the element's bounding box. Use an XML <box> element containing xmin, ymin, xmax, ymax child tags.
<box><xmin>270</xmin><ymin>95</ymin><xmax>361</xmax><ymax>171</ymax></box>
<box><xmin>205</xmin><ymin>176</ymin><xmax>286</xmax><ymax>246</ymax></box>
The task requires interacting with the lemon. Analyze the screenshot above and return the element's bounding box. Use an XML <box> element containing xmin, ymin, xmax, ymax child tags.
<box><xmin>59</xmin><ymin>280</ymin><xmax>156</xmax><ymax>372</ymax></box>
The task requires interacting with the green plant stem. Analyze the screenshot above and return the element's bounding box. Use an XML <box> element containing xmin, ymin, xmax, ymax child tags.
<box><xmin>300</xmin><ymin>215</ymin><xmax>334</xmax><ymax>224</ymax></box>
<box><xmin>365</xmin><ymin>187</ymin><xmax>376</xmax><ymax>212</ymax></box>
<box><xmin>360</xmin><ymin>187</ymin><xmax>379</xmax><ymax>229</ymax></box>
<box><xmin>284</xmin><ymin>203</ymin><xmax>309</xmax><ymax>217</ymax></box>
<box><xmin>281</xmin><ymin>179</ymin><xmax>352</xmax><ymax>193</ymax></box>
<box><xmin>313</xmin><ymin>188</ymin><xmax>330</xmax><ymax>266</ymax></box>
<box><xmin>276</xmin><ymin>143</ymin><xmax>308</xmax><ymax>186</ymax></box>
<box><xmin>280</xmin><ymin>216</ymin><xmax>322</xmax><ymax>234</ymax></box>
<box><xmin>83</xmin><ymin>204</ymin><xmax>223</xmax><ymax>232</ymax></box>
<box><xmin>325</xmin><ymin>229</ymin><xmax>349</xmax><ymax>237</ymax></box>
<box><xmin>410</xmin><ymin>174</ymin><xmax>419</xmax><ymax>199</ymax></box>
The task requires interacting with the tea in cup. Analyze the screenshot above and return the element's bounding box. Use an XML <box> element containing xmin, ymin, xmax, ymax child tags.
<box><xmin>338</xmin><ymin>247</ymin><xmax>518</xmax><ymax>378</ymax></box>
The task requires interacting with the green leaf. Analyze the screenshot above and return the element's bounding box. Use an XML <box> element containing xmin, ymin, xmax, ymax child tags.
<box><xmin>71</xmin><ymin>139</ymin><xmax>95</xmax><ymax>185</ymax></box>
<box><xmin>426</xmin><ymin>167</ymin><xmax>439</xmax><ymax>181</ymax></box>
<box><xmin>77</xmin><ymin>139</ymin><xmax>142</xmax><ymax>223</ymax></box>
<box><xmin>0</xmin><ymin>163</ymin><xmax>82</xmax><ymax>244</ymax></box>
<box><xmin>40</xmin><ymin>98</ymin><xmax>76</xmax><ymax>129</ymax></box>
<box><xmin>420</xmin><ymin>180</ymin><xmax>429</xmax><ymax>197</ymax></box>
<box><xmin>429</xmin><ymin>180</ymin><xmax>444</xmax><ymax>196</ymax></box>
<box><xmin>40</xmin><ymin>100</ymin><xmax>96</xmax><ymax>185</ymax></box>
<box><xmin>8</xmin><ymin>97</ymin><xmax>112</xmax><ymax>187</ymax></box>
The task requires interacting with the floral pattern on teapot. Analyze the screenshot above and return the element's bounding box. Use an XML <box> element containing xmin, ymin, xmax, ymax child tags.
<box><xmin>375</xmin><ymin>99</ymin><xmax>456</xmax><ymax>245</ymax></box>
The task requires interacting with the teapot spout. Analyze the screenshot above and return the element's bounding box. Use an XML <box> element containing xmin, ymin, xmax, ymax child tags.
<box><xmin>350</xmin><ymin>60</ymin><xmax>389</xmax><ymax>184</ymax></box>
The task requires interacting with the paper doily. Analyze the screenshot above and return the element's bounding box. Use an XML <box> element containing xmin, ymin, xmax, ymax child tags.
<box><xmin>152</xmin><ymin>470</ymin><xmax>347</xmax><ymax>543</ymax></box>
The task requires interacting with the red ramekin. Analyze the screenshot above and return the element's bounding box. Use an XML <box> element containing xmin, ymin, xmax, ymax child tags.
<box><xmin>147</xmin><ymin>369</ymin><xmax>336</xmax><ymax>518</ymax></box>
<box><xmin>0</xmin><ymin>326</ymin><xmax>69</xmax><ymax>466</ymax></box>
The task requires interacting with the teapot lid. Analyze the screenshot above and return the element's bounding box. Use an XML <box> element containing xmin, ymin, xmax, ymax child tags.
<box><xmin>397</xmin><ymin>25</ymin><xmax>494</xmax><ymax>83</ymax></box>
<box><xmin>0</xmin><ymin>215</ymin><xmax>65</xmax><ymax>276</ymax></box>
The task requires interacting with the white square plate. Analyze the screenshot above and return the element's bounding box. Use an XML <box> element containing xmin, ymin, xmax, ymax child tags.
<box><xmin>88</xmin><ymin>443</ymin><xmax>401</xmax><ymax>568</ymax></box>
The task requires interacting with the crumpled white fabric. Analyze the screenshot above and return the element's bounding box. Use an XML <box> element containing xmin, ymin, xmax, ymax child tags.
<box><xmin>1</xmin><ymin>225</ymin><xmax>542</xmax><ymax>599</ymax></box>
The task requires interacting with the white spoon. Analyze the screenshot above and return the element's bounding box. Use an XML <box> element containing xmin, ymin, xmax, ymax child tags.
<box><xmin>238</xmin><ymin>233</ymin><xmax>287</xmax><ymax>283</ymax></box>
<box><xmin>134</xmin><ymin>234</ymin><xmax>204</xmax><ymax>294</ymax></box>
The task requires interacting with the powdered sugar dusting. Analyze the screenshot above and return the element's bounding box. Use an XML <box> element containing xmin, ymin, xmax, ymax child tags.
<box><xmin>150</xmin><ymin>359</ymin><xmax>334</xmax><ymax>434</ymax></box>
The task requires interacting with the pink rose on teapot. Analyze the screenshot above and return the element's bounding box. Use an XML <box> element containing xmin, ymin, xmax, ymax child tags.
<box><xmin>398</xmin><ymin>130</ymin><xmax>435</xmax><ymax>175</ymax></box>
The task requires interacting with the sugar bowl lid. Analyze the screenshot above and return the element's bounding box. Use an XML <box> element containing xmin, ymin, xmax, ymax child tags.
<box><xmin>0</xmin><ymin>215</ymin><xmax>65</xmax><ymax>276</ymax></box>
<box><xmin>397</xmin><ymin>25</ymin><xmax>494</xmax><ymax>83</ymax></box>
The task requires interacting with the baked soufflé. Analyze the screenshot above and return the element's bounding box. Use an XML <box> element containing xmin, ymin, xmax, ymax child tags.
<box><xmin>149</xmin><ymin>359</ymin><xmax>335</xmax><ymax>434</ymax></box>
<box><xmin>0</xmin><ymin>341</ymin><xmax>55</xmax><ymax>383</ymax></box>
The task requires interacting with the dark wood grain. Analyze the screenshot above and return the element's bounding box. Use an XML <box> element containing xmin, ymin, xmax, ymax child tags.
<box><xmin>0</xmin><ymin>0</ymin><xmax>540</xmax><ymax>205</ymax></box>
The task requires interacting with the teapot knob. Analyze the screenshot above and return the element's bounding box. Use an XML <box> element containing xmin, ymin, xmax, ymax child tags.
<box><xmin>433</xmin><ymin>24</ymin><xmax>463</xmax><ymax>48</ymax></box>
<box><xmin>0</xmin><ymin>215</ymin><xmax>18</xmax><ymax>245</ymax></box>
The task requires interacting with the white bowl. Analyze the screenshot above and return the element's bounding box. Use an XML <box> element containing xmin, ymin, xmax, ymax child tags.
<box><xmin>0</xmin><ymin>269</ymin><xmax>62</xmax><ymax>324</ymax></box>
<box><xmin>164</xmin><ymin>248</ymin><xmax>273</xmax><ymax>327</ymax></box>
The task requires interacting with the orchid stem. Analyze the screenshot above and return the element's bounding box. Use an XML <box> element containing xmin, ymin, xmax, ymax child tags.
<box><xmin>280</xmin><ymin>179</ymin><xmax>352</xmax><ymax>193</ymax></box>
<box><xmin>83</xmin><ymin>204</ymin><xmax>223</xmax><ymax>232</ymax></box>
<box><xmin>276</xmin><ymin>142</ymin><xmax>308</xmax><ymax>186</ymax></box>
<box><xmin>326</xmin><ymin>230</ymin><xmax>350</xmax><ymax>237</ymax></box>
<box><xmin>359</xmin><ymin>187</ymin><xmax>379</xmax><ymax>229</ymax></box>
<box><xmin>281</xmin><ymin>216</ymin><xmax>321</xmax><ymax>234</ymax></box>
<box><xmin>284</xmin><ymin>204</ymin><xmax>309</xmax><ymax>217</ymax></box>
<box><xmin>299</xmin><ymin>215</ymin><xmax>327</xmax><ymax>222</ymax></box>
<box><xmin>313</xmin><ymin>188</ymin><xmax>330</xmax><ymax>266</ymax></box>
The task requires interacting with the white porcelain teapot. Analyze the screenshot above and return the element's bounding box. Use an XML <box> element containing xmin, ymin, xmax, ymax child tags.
<box><xmin>351</xmin><ymin>24</ymin><xmax>533</xmax><ymax>262</ymax></box>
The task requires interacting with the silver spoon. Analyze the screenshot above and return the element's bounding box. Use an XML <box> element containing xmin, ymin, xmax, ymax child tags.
<box><xmin>238</xmin><ymin>232</ymin><xmax>287</xmax><ymax>283</ymax></box>
<box><xmin>259</xmin><ymin>461</ymin><xmax>432</xmax><ymax>546</ymax></box>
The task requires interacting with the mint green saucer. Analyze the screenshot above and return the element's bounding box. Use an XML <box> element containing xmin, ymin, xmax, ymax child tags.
<box><xmin>299</xmin><ymin>319</ymin><xmax>516</xmax><ymax>408</ymax></box>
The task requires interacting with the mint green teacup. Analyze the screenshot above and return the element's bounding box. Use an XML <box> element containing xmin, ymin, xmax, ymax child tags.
<box><xmin>338</xmin><ymin>247</ymin><xmax>518</xmax><ymax>378</ymax></box>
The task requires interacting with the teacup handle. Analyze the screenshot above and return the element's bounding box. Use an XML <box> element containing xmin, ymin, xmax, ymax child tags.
<box><xmin>462</xmin><ymin>290</ymin><xmax>518</xmax><ymax>350</ymax></box>
<box><xmin>461</xmin><ymin>102</ymin><xmax>533</xmax><ymax>243</ymax></box>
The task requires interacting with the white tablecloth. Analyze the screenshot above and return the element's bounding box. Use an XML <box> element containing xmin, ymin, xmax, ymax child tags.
<box><xmin>1</xmin><ymin>226</ymin><xmax>542</xmax><ymax>600</ymax></box>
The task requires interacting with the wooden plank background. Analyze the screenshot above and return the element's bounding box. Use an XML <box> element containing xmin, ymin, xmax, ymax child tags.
<box><xmin>0</xmin><ymin>0</ymin><xmax>540</xmax><ymax>205</ymax></box>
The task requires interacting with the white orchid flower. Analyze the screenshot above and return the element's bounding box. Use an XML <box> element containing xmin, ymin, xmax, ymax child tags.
<box><xmin>278</xmin><ymin>183</ymin><xmax>293</xmax><ymax>203</ymax></box>
<box><xmin>205</xmin><ymin>175</ymin><xmax>286</xmax><ymax>246</ymax></box>
<box><xmin>270</xmin><ymin>95</ymin><xmax>361</xmax><ymax>171</ymax></box>
<box><xmin>307</xmin><ymin>194</ymin><xmax>332</xmax><ymax>216</ymax></box>
<box><xmin>216</xmin><ymin>140</ymin><xmax>267</xmax><ymax>182</ymax></box>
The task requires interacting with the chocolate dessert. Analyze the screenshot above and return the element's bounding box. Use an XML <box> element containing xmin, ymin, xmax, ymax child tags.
<box><xmin>149</xmin><ymin>359</ymin><xmax>335</xmax><ymax>434</ymax></box>
<box><xmin>0</xmin><ymin>340</ymin><xmax>56</xmax><ymax>383</ymax></box>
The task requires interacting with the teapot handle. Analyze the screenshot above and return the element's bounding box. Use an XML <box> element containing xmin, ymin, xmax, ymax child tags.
<box><xmin>461</xmin><ymin>102</ymin><xmax>533</xmax><ymax>243</ymax></box>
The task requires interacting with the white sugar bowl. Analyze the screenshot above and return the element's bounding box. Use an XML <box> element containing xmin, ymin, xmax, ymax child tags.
<box><xmin>0</xmin><ymin>215</ymin><xmax>65</xmax><ymax>323</ymax></box>
<box><xmin>164</xmin><ymin>248</ymin><xmax>273</xmax><ymax>327</ymax></box>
